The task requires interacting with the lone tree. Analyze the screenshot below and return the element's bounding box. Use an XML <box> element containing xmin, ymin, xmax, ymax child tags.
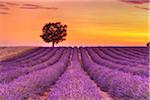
<box><xmin>40</xmin><ymin>22</ymin><xmax>67</xmax><ymax>47</ymax></box>
<box><xmin>147</xmin><ymin>42</ymin><xmax>150</xmax><ymax>47</ymax></box>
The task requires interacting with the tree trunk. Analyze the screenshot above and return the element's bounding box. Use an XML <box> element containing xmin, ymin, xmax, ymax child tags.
<box><xmin>52</xmin><ymin>41</ymin><xmax>55</xmax><ymax>47</ymax></box>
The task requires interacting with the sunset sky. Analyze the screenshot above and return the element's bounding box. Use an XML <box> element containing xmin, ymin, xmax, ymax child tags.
<box><xmin>0</xmin><ymin>0</ymin><xmax>149</xmax><ymax>46</ymax></box>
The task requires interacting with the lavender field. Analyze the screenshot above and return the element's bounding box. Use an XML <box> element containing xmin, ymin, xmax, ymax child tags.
<box><xmin>0</xmin><ymin>47</ymin><xmax>149</xmax><ymax>100</ymax></box>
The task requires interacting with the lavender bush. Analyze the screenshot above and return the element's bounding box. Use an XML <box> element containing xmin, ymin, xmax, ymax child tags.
<box><xmin>86</xmin><ymin>48</ymin><xmax>149</xmax><ymax>77</ymax></box>
<box><xmin>80</xmin><ymin>48</ymin><xmax>149</xmax><ymax>99</ymax></box>
<box><xmin>49</xmin><ymin>48</ymin><xmax>102</xmax><ymax>99</ymax></box>
<box><xmin>0</xmin><ymin>48</ymin><xmax>64</xmax><ymax>84</ymax></box>
<box><xmin>0</xmin><ymin>49</ymin><xmax>71</xmax><ymax>99</ymax></box>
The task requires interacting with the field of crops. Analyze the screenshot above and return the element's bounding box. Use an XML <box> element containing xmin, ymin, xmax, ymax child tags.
<box><xmin>0</xmin><ymin>47</ymin><xmax>149</xmax><ymax>100</ymax></box>
<box><xmin>0</xmin><ymin>47</ymin><xmax>35</xmax><ymax>61</ymax></box>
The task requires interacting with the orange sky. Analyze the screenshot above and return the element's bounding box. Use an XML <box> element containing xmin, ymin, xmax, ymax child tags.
<box><xmin>0</xmin><ymin>0</ymin><xmax>149</xmax><ymax>46</ymax></box>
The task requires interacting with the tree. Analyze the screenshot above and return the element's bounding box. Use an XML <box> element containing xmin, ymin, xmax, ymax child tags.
<box><xmin>40</xmin><ymin>22</ymin><xmax>67</xmax><ymax>47</ymax></box>
<box><xmin>147</xmin><ymin>42</ymin><xmax>150</xmax><ymax>47</ymax></box>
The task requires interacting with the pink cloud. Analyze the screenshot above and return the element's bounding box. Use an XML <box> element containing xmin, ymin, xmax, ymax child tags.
<box><xmin>0</xmin><ymin>7</ymin><xmax>9</xmax><ymax>10</ymax></box>
<box><xmin>20</xmin><ymin>6</ymin><xmax>39</xmax><ymax>9</ymax></box>
<box><xmin>120</xmin><ymin>0</ymin><xmax>150</xmax><ymax>4</ymax></box>
<box><xmin>23</xmin><ymin>4</ymin><xmax>40</xmax><ymax>7</ymax></box>
<box><xmin>120</xmin><ymin>0</ymin><xmax>150</xmax><ymax>11</ymax></box>
<box><xmin>0</xmin><ymin>11</ymin><xmax>9</xmax><ymax>14</ymax></box>
<box><xmin>0</xmin><ymin>1</ymin><xmax>19</xmax><ymax>6</ymax></box>
<box><xmin>0</xmin><ymin>3</ymin><xmax>5</xmax><ymax>7</ymax></box>
<box><xmin>40</xmin><ymin>7</ymin><xmax>58</xmax><ymax>10</ymax></box>
<box><xmin>0</xmin><ymin>1</ymin><xmax>58</xmax><ymax>10</ymax></box>
<box><xmin>0</xmin><ymin>1</ymin><xmax>58</xmax><ymax>15</ymax></box>
<box><xmin>20</xmin><ymin>3</ymin><xmax>58</xmax><ymax>10</ymax></box>
<box><xmin>0</xmin><ymin>3</ymin><xmax>9</xmax><ymax>11</ymax></box>
<box><xmin>134</xmin><ymin>6</ymin><xmax>150</xmax><ymax>10</ymax></box>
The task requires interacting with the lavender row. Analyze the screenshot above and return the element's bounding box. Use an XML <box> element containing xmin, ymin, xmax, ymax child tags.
<box><xmin>0</xmin><ymin>48</ymin><xmax>58</xmax><ymax>73</ymax></box>
<box><xmin>109</xmin><ymin>47</ymin><xmax>148</xmax><ymax>56</ymax></box>
<box><xmin>94</xmin><ymin>48</ymin><xmax>142</xmax><ymax>67</ymax></box>
<box><xmin>106</xmin><ymin>48</ymin><xmax>142</xmax><ymax>60</ymax></box>
<box><xmin>1</xmin><ymin>48</ymin><xmax>50</xmax><ymax>65</ymax></box>
<box><xmin>0</xmin><ymin>48</ymin><xmax>53</xmax><ymax>69</ymax></box>
<box><xmin>106</xmin><ymin>48</ymin><xmax>147</xmax><ymax>65</ymax></box>
<box><xmin>95</xmin><ymin>48</ymin><xmax>148</xmax><ymax>69</ymax></box>
<box><xmin>4</xmin><ymin>48</ymin><xmax>52</xmax><ymax>65</ymax></box>
<box><xmin>131</xmin><ymin>47</ymin><xmax>149</xmax><ymax>54</ymax></box>
<box><xmin>110</xmin><ymin>47</ymin><xmax>148</xmax><ymax>54</ymax></box>
<box><xmin>108</xmin><ymin>47</ymin><xmax>145</xmax><ymax>60</ymax></box>
<box><xmin>48</xmin><ymin>48</ymin><xmax>102</xmax><ymax>99</ymax></box>
<box><xmin>80</xmin><ymin>48</ymin><xmax>149</xmax><ymax>99</ymax></box>
<box><xmin>0</xmin><ymin>48</ymin><xmax>71</xmax><ymax>100</ymax></box>
<box><xmin>0</xmin><ymin>47</ymin><xmax>43</xmax><ymax>63</ymax></box>
<box><xmin>114</xmin><ymin>48</ymin><xmax>147</xmax><ymax>59</ymax></box>
<box><xmin>121</xmin><ymin>47</ymin><xmax>148</xmax><ymax>56</ymax></box>
<box><xmin>0</xmin><ymin>47</ymin><xmax>44</xmax><ymax>64</ymax></box>
<box><xmin>112</xmin><ymin>47</ymin><xmax>149</xmax><ymax>65</ymax></box>
<box><xmin>99</xmin><ymin>47</ymin><xmax>146</xmax><ymax>65</ymax></box>
<box><xmin>0</xmin><ymin>48</ymin><xmax>64</xmax><ymax>84</ymax></box>
<box><xmin>86</xmin><ymin>48</ymin><xmax>149</xmax><ymax>77</ymax></box>
<box><xmin>0</xmin><ymin>47</ymin><xmax>38</xmax><ymax>62</ymax></box>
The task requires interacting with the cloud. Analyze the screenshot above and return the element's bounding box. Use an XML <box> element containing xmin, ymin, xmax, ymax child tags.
<box><xmin>0</xmin><ymin>3</ymin><xmax>9</xmax><ymax>12</ymax></box>
<box><xmin>20</xmin><ymin>6</ymin><xmax>39</xmax><ymax>9</ymax></box>
<box><xmin>0</xmin><ymin>1</ymin><xmax>58</xmax><ymax>16</ymax></box>
<box><xmin>134</xmin><ymin>6</ymin><xmax>150</xmax><ymax>10</ymax></box>
<box><xmin>0</xmin><ymin>7</ymin><xmax>9</xmax><ymax>10</ymax></box>
<box><xmin>20</xmin><ymin>3</ymin><xmax>58</xmax><ymax>10</ymax></box>
<box><xmin>39</xmin><ymin>7</ymin><xmax>58</xmax><ymax>10</ymax></box>
<box><xmin>0</xmin><ymin>11</ymin><xmax>9</xmax><ymax>14</ymax></box>
<box><xmin>21</xmin><ymin>3</ymin><xmax>41</xmax><ymax>9</ymax></box>
<box><xmin>0</xmin><ymin>3</ymin><xmax>5</xmax><ymax>7</ymax></box>
<box><xmin>0</xmin><ymin>1</ymin><xmax>19</xmax><ymax>15</ymax></box>
<box><xmin>0</xmin><ymin>1</ymin><xmax>58</xmax><ymax>10</ymax></box>
<box><xmin>120</xmin><ymin>0</ymin><xmax>150</xmax><ymax>4</ymax></box>
<box><xmin>23</xmin><ymin>4</ymin><xmax>40</xmax><ymax>7</ymax></box>
<box><xmin>120</xmin><ymin>0</ymin><xmax>150</xmax><ymax>11</ymax></box>
<box><xmin>0</xmin><ymin>1</ymin><xmax>19</xmax><ymax>6</ymax></box>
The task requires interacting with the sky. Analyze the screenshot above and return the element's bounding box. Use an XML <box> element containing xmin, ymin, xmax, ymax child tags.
<box><xmin>0</xmin><ymin>0</ymin><xmax>149</xmax><ymax>46</ymax></box>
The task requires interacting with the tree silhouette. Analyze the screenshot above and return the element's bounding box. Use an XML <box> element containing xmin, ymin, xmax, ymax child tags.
<box><xmin>147</xmin><ymin>42</ymin><xmax>150</xmax><ymax>47</ymax></box>
<box><xmin>40</xmin><ymin>22</ymin><xmax>67</xmax><ymax>47</ymax></box>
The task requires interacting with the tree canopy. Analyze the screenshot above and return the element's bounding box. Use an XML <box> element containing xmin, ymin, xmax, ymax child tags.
<box><xmin>40</xmin><ymin>22</ymin><xmax>67</xmax><ymax>47</ymax></box>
